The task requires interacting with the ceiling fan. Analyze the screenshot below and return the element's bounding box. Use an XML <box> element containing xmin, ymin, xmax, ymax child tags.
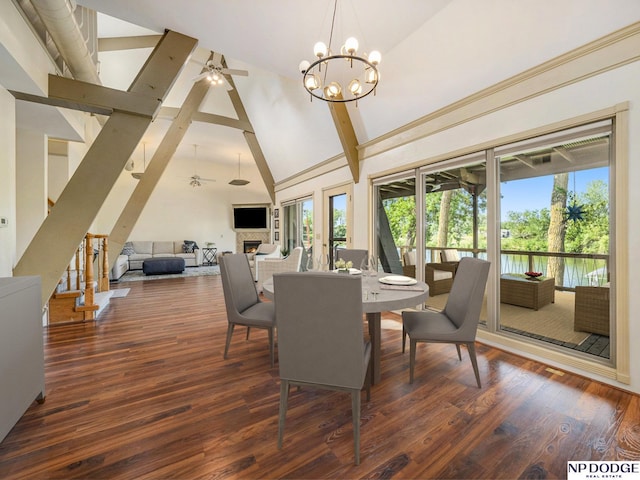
<box><xmin>188</xmin><ymin>145</ymin><xmax>216</xmax><ymax>187</ymax></box>
<box><xmin>192</xmin><ymin>52</ymin><xmax>248</xmax><ymax>91</ymax></box>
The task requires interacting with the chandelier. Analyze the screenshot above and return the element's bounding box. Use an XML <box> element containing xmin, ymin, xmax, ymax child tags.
<box><xmin>298</xmin><ymin>0</ymin><xmax>381</xmax><ymax>104</ymax></box>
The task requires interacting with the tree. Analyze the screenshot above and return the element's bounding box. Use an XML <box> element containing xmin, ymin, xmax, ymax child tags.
<box><xmin>436</xmin><ymin>190</ymin><xmax>452</xmax><ymax>247</ymax></box>
<box><xmin>547</xmin><ymin>173</ymin><xmax>568</xmax><ymax>285</ymax></box>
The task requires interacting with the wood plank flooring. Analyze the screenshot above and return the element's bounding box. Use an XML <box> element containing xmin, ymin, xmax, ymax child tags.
<box><xmin>1</xmin><ymin>275</ymin><xmax>639</xmax><ymax>479</ymax></box>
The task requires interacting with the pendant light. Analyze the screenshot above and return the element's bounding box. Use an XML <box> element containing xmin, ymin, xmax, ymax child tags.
<box><xmin>229</xmin><ymin>153</ymin><xmax>250</xmax><ymax>186</ymax></box>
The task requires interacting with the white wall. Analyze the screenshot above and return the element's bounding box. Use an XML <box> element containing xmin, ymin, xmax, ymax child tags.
<box><xmin>95</xmin><ymin>153</ymin><xmax>272</xmax><ymax>253</ymax></box>
<box><xmin>16</xmin><ymin>129</ymin><xmax>47</xmax><ymax>259</ymax></box>
<box><xmin>0</xmin><ymin>88</ymin><xmax>16</xmax><ymax>276</ymax></box>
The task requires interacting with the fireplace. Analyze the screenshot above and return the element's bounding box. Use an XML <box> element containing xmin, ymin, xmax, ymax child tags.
<box><xmin>243</xmin><ymin>240</ymin><xmax>262</xmax><ymax>254</ymax></box>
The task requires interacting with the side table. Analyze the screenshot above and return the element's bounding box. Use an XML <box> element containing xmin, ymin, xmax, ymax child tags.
<box><xmin>202</xmin><ymin>247</ymin><xmax>218</xmax><ymax>265</ymax></box>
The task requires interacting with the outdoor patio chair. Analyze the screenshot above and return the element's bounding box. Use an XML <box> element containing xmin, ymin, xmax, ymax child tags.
<box><xmin>402</xmin><ymin>251</ymin><xmax>454</xmax><ymax>295</ymax></box>
<box><xmin>273</xmin><ymin>271</ymin><xmax>371</xmax><ymax>465</ymax></box>
<box><xmin>402</xmin><ymin>257</ymin><xmax>490</xmax><ymax>387</ymax></box>
<box><xmin>439</xmin><ymin>248</ymin><xmax>461</xmax><ymax>273</ymax></box>
<box><xmin>219</xmin><ymin>253</ymin><xmax>276</xmax><ymax>367</ymax></box>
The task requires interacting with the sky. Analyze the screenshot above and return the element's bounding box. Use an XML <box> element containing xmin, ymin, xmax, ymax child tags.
<box><xmin>500</xmin><ymin>167</ymin><xmax>609</xmax><ymax>222</ymax></box>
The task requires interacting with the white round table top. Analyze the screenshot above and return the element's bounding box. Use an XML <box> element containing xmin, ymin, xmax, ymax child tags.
<box><xmin>261</xmin><ymin>271</ymin><xmax>429</xmax><ymax>313</ymax></box>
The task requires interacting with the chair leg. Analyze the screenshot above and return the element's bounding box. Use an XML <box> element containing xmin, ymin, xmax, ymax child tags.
<box><xmin>277</xmin><ymin>380</ymin><xmax>290</xmax><ymax>449</ymax></box>
<box><xmin>351</xmin><ymin>389</ymin><xmax>361</xmax><ymax>465</ymax></box>
<box><xmin>268</xmin><ymin>327</ymin><xmax>275</xmax><ymax>367</ymax></box>
<box><xmin>409</xmin><ymin>339</ymin><xmax>417</xmax><ymax>384</ymax></box>
<box><xmin>246</xmin><ymin>327</ymin><xmax>251</xmax><ymax>340</ymax></box>
<box><xmin>467</xmin><ymin>342</ymin><xmax>482</xmax><ymax>388</ymax></box>
<box><xmin>455</xmin><ymin>343</ymin><xmax>462</xmax><ymax>361</ymax></box>
<box><xmin>223</xmin><ymin>323</ymin><xmax>235</xmax><ymax>359</ymax></box>
<box><xmin>365</xmin><ymin>356</ymin><xmax>372</xmax><ymax>402</ymax></box>
<box><xmin>402</xmin><ymin>326</ymin><xmax>407</xmax><ymax>353</ymax></box>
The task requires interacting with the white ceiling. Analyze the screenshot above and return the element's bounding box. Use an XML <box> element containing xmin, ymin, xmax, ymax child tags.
<box><xmin>8</xmin><ymin>0</ymin><xmax>640</xmax><ymax>195</ymax></box>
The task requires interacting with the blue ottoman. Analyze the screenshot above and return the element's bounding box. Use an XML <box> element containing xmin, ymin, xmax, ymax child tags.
<box><xmin>143</xmin><ymin>257</ymin><xmax>185</xmax><ymax>275</ymax></box>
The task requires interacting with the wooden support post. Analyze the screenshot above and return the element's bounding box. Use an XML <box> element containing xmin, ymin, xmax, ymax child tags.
<box><xmin>13</xmin><ymin>30</ymin><xmax>198</xmax><ymax>307</ymax></box>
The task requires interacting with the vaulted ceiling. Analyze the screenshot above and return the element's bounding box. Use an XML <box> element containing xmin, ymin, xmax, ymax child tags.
<box><xmin>8</xmin><ymin>0</ymin><xmax>640</xmax><ymax>197</ymax></box>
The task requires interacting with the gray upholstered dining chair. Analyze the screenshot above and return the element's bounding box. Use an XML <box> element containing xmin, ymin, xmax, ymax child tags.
<box><xmin>273</xmin><ymin>271</ymin><xmax>371</xmax><ymax>465</ymax></box>
<box><xmin>335</xmin><ymin>248</ymin><xmax>369</xmax><ymax>268</ymax></box>
<box><xmin>402</xmin><ymin>257</ymin><xmax>490</xmax><ymax>387</ymax></box>
<box><xmin>219</xmin><ymin>253</ymin><xmax>276</xmax><ymax>367</ymax></box>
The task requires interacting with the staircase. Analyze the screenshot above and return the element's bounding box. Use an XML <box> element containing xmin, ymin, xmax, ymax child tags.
<box><xmin>48</xmin><ymin>233</ymin><xmax>113</xmax><ymax>324</ymax></box>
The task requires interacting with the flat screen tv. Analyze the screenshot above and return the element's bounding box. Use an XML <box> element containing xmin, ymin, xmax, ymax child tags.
<box><xmin>233</xmin><ymin>206</ymin><xmax>268</xmax><ymax>229</ymax></box>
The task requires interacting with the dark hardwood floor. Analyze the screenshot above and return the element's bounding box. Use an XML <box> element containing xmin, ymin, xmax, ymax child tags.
<box><xmin>1</xmin><ymin>275</ymin><xmax>639</xmax><ymax>479</ymax></box>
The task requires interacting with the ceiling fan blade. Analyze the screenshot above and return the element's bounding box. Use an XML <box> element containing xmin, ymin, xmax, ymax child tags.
<box><xmin>192</xmin><ymin>71</ymin><xmax>210</xmax><ymax>82</ymax></box>
<box><xmin>221</xmin><ymin>68</ymin><xmax>248</xmax><ymax>76</ymax></box>
<box><xmin>211</xmin><ymin>51</ymin><xmax>223</xmax><ymax>66</ymax></box>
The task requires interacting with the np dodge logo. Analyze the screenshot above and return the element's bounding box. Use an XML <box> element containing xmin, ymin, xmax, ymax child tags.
<box><xmin>568</xmin><ymin>461</ymin><xmax>640</xmax><ymax>479</ymax></box>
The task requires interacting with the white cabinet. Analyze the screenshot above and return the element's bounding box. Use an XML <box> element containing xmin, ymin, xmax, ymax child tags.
<box><xmin>0</xmin><ymin>276</ymin><xmax>45</xmax><ymax>443</ymax></box>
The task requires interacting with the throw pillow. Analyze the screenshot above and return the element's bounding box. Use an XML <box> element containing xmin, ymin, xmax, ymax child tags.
<box><xmin>121</xmin><ymin>242</ymin><xmax>135</xmax><ymax>256</ymax></box>
<box><xmin>183</xmin><ymin>240</ymin><xmax>199</xmax><ymax>253</ymax></box>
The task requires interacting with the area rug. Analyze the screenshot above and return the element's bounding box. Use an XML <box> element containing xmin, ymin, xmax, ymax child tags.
<box><xmin>113</xmin><ymin>265</ymin><xmax>220</xmax><ymax>283</ymax></box>
<box><xmin>110</xmin><ymin>288</ymin><xmax>130</xmax><ymax>298</ymax></box>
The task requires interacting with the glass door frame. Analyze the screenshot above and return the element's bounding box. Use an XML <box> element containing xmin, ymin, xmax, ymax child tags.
<box><xmin>323</xmin><ymin>183</ymin><xmax>353</xmax><ymax>269</ymax></box>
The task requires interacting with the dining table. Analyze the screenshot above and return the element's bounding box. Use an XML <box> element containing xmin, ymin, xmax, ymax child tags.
<box><xmin>261</xmin><ymin>271</ymin><xmax>429</xmax><ymax>384</ymax></box>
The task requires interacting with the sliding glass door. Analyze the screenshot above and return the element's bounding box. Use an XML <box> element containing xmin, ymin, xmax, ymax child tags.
<box><xmin>371</xmin><ymin>119</ymin><xmax>614</xmax><ymax>362</ymax></box>
<box><xmin>282</xmin><ymin>196</ymin><xmax>313</xmax><ymax>258</ymax></box>
<box><xmin>496</xmin><ymin>121</ymin><xmax>612</xmax><ymax>358</ymax></box>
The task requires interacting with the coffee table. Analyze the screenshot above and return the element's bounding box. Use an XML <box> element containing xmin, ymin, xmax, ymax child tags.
<box><xmin>500</xmin><ymin>274</ymin><xmax>555</xmax><ymax>310</ymax></box>
<box><xmin>262</xmin><ymin>272</ymin><xmax>429</xmax><ymax>384</ymax></box>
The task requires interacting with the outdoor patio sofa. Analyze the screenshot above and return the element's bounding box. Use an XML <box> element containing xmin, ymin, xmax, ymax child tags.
<box><xmin>574</xmin><ymin>285</ymin><xmax>610</xmax><ymax>336</ymax></box>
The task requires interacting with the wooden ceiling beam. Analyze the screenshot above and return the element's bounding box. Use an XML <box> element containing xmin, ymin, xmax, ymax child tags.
<box><xmin>328</xmin><ymin>96</ymin><xmax>360</xmax><ymax>183</ymax></box>
<box><xmin>48</xmin><ymin>75</ymin><xmax>161</xmax><ymax>118</ymax></box>
<box><xmin>13</xmin><ymin>30</ymin><xmax>198</xmax><ymax>307</ymax></box>
<box><xmin>98</xmin><ymin>35</ymin><xmax>162</xmax><ymax>51</ymax></box>
<box><xmin>157</xmin><ymin>107</ymin><xmax>254</xmax><ymax>132</ymax></box>
<box><xmin>221</xmin><ymin>54</ymin><xmax>275</xmax><ymax>203</ymax></box>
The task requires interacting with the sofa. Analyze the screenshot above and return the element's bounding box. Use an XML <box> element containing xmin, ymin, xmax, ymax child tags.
<box><xmin>110</xmin><ymin>240</ymin><xmax>202</xmax><ymax>279</ymax></box>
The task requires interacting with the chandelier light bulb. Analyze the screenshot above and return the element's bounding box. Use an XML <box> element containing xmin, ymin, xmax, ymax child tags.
<box><xmin>305</xmin><ymin>74</ymin><xmax>321</xmax><ymax>91</ymax></box>
<box><xmin>368</xmin><ymin>50</ymin><xmax>382</xmax><ymax>65</ymax></box>
<box><xmin>344</xmin><ymin>37</ymin><xmax>359</xmax><ymax>55</ymax></box>
<box><xmin>313</xmin><ymin>41</ymin><xmax>328</xmax><ymax>58</ymax></box>
<box><xmin>348</xmin><ymin>79</ymin><xmax>362</xmax><ymax>96</ymax></box>
<box><xmin>365</xmin><ymin>68</ymin><xmax>378</xmax><ymax>84</ymax></box>
<box><xmin>206</xmin><ymin>74</ymin><xmax>213</xmax><ymax>82</ymax></box>
<box><xmin>299</xmin><ymin>60</ymin><xmax>310</xmax><ymax>74</ymax></box>
<box><xmin>324</xmin><ymin>82</ymin><xmax>342</xmax><ymax>99</ymax></box>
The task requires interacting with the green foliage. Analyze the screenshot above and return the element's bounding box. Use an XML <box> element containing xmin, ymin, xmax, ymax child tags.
<box><xmin>501</xmin><ymin>179</ymin><xmax>609</xmax><ymax>254</ymax></box>
<box><xmin>381</xmin><ymin>177</ymin><xmax>608</xmax><ymax>255</ymax></box>
<box><xmin>383</xmin><ymin>197</ymin><xmax>416</xmax><ymax>246</ymax></box>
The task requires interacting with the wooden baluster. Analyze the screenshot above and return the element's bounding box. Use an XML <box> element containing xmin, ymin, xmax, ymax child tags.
<box><xmin>66</xmin><ymin>264</ymin><xmax>71</xmax><ymax>291</ymax></box>
<box><xmin>75</xmin><ymin>245</ymin><xmax>81</xmax><ymax>290</ymax></box>
<box><xmin>84</xmin><ymin>233</ymin><xmax>95</xmax><ymax>320</ymax></box>
<box><xmin>100</xmin><ymin>237</ymin><xmax>109</xmax><ymax>292</ymax></box>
